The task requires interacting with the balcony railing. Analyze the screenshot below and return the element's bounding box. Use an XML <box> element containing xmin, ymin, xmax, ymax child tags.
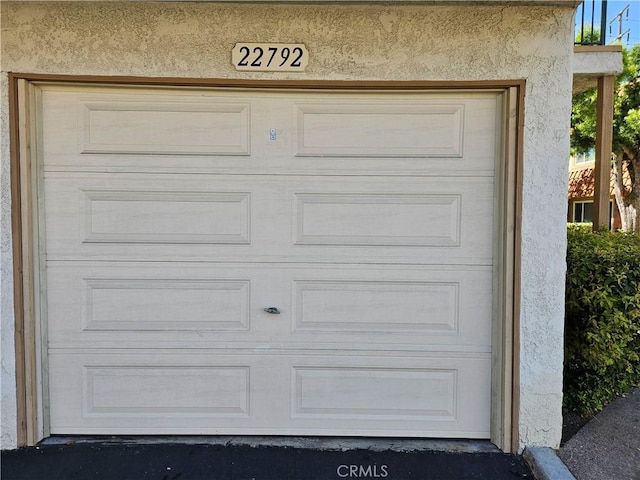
<box><xmin>575</xmin><ymin>0</ymin><xmax>608</xmax><ymax>45</ymax></box>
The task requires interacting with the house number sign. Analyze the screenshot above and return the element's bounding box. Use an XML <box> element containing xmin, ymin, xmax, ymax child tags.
<box><xmin>232</xmin><ymin>43</ymin><xmax>309</xmax><ymax>72</ymax></box>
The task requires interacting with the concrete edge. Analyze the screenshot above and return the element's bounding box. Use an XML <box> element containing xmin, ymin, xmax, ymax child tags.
<box><xmin>39</xmin><ymin>436</ymin><xmax>500</xmax><ymax>454</ymax></box>
<box><xmin>523</xmin><ymin>447</ymin><xmax>576</xmax><ymax>480</ymax></box>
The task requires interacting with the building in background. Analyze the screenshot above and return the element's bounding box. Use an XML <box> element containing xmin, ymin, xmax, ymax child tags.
<box><xmin>568</xmin><ymin>150</ymin><xmax>618</xmax><ymax>228</ymax></box>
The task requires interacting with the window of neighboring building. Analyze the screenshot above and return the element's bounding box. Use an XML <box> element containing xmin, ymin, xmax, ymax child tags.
<box><xmin>572</xmin><ymin>200</ymin><xmax>614</xmax><ymax>228</ymax></box>
<box><xmin>574</xmin><ymin>148</ymin><xmax>596</xmax><ymax>165</ymax></box>
<box><xmin>573</xmin><ymin>200</ymin><xmax>594</xmax><ymax>222</ymax></box>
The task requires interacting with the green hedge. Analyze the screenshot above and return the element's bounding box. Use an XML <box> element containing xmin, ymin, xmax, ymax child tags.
<box><xmin>564</xmin><ymin>225</ymin><xmax>640</xmax><ymax>415</ymax></box>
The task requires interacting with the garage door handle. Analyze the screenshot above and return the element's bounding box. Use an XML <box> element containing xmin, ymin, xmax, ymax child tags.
<box><xmin>263</xmin><ymin>307</ymin><xmax>281</xmax><ymax>315</ymax></box>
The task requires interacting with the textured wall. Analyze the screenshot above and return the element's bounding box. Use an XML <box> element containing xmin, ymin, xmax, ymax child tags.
<box><xmin>0</xmin><ymin>71</ymin><xmax>18</xmax><ymax>450</ymax></box>
<box><xmin>0</xmin><ymin>1</ymin><xmax>575</xmax><ymax>450</ymax></box>
<box><xmin>573</xmin><ymin>48</ymin><xmax>623</xmax><ymax>94</ymax></box>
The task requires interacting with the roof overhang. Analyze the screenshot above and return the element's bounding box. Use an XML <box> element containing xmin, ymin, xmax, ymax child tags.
<box><xmin>573</xmin><ymin>45</ymin><xmax>624</xmax><ymax>95</ymax></box>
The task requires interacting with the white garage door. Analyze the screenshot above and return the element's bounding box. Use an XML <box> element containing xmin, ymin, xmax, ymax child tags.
<box><xmin>41</xmin><ymin>85</ymin><xmax>500</xmax><ymax>438</ymax></box>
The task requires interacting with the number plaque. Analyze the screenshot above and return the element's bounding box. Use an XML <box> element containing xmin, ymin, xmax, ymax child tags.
<box><xmin>232</xmin><ymin>43</ymin><xmax>309</xmax><ymax>72</ymax></box>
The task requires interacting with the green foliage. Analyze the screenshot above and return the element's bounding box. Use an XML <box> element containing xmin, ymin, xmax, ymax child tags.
<box><xmin>571</xmin><ymin>90</ymin><xmax>597</xmax><ymax>154</ymax></box>
<box><xmin>616</xmin><ymin>46</ymin><xmax>640</xmax><ymax>154</ymax></box>
<box><xmin>575</xmin><ymin>24</ymin><xmax>601</xmax><ymax>45</ymax></box>
<box><xmin>564</xmin><ymin>226</ymin><xmax>640</xmax><ymax>415</ymax></box>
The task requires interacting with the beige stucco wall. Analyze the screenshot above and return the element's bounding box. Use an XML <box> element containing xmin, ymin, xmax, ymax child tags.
<box><xmin>0</xmin><ymin>2</ymin><xmax>574</xmax><ymax>451</ymax></box>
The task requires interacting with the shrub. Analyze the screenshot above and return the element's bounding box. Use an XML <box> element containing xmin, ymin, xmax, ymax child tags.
<box><xmin>564</xmin><ymin>225</ymin><xmax>640</xmax><ymax>415</ymax></box>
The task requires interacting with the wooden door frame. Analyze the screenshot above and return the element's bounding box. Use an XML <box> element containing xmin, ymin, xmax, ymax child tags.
<box><xmin>9</xmin><ymin>73</ymin><xmax>524</xmax><ymax>452</ymax></box>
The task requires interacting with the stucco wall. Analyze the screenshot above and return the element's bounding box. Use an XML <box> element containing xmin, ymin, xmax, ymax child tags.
<box><xmin>573</xmin><ymin>46</ymin><xmax>623</xmax><ymax>94</ymax></box>
<box><xmin>0</xmin><ymin>1</ymin><xmax>574</xmax><ymax>450</ymax></box>
<box><xmin>0</xmin><ymin>71</ymin><xmax>17</xmax><ymax>450</ymax></box>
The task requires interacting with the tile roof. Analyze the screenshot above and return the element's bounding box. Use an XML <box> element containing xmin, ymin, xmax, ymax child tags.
<box><xmin>568</xmin><ymin>164</ymin><xmax>631</xmax><ymax>199</ymax></box>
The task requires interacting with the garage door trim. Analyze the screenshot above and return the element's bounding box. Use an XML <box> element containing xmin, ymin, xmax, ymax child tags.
<box><xmin>8</xmin><ymin>74</ymin><xmax>523</xmax><ymax>452</ymax></box>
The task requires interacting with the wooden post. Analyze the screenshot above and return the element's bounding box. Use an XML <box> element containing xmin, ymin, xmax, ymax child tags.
<box><xmin>593</xmin><ymin>75</ymin><xmax>615</xmax><ymax>231</ymax></box>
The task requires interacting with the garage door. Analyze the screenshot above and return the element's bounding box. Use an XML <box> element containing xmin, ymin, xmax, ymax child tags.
<box><xmin>41</xmin><ymin>85</ymin><xmax>499</xmax><ymax>438</ymax></box>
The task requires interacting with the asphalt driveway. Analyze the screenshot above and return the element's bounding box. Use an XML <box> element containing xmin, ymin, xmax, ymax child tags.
<box><xmin>2</xmin><ymin>439</ymin><xmax>532</xmax><ymax>480</ymax></box>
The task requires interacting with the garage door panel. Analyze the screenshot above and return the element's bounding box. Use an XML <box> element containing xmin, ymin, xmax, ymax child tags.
<box><xmin>292</xmin><ymin>366</ymin><xmax>457</xmax><ymax>420</ymax></box>
<box><xmin>294</xmin><ymin>193</ymin><xmax>460</xmax><ymax>247</ymax></box>
<box><xmin>292</xmin><ymin>280</ymin><xmax>459</xmax><ymax>334</ymax></box>
<box><xmin>83</xmin><ymin>365</ymin><xmax>251</xmax><ymax>417</ymax></box>
<box><xmin>80</xmin><ymin>100</ymin><xmax>251</xmax><ymax>156</ymax></box>
<box><xmin>42</xmin><ymin>89</ymin><xmax>253</xmax><ymax>159</ymax></box>
<box><xmin>41</xmin><ymin>85</ymin><xmax>500</xmax><ymax>439</ymax></box>
<box><xmin>41</xmin><ymin>86</ymin><xmax>498</xmax><ymax>176</ymax></box>
<box><xmin>290</xmin><ymin>268</ymin><xmax>491</xmax><ymax>344</ymax></box>
<box><xmin>287</xmin><ymin>353</ymin><xmax>491</xmax><ymax>437</ymax></box>
<box><xmin>81</xmin><ymin>190</ymin><xmax>251</xmax><ymax>245</ymax></box>
<box><xmin>48</xmin><ymin>353</ymin><xmax>265</xmax><ymax>433</ymax></box>
<box><xmin>81</xmin><ymin>278</ymin><xmax>250</xmax><ymax>333</ymax></box>
<box><xmin>46</xmin><ymin>265</ymin><xmax>263</xmax><ymax>346</ymax></box>
<box><xmin>48</xmin><ymin>351</ymin><xmax>490</xmax><ymax>437</ymax></box>
<box><xmin>45</xmin><ymin>173</ymin><xmax>493</xmax><ymax>264</ymax></box>
<box><xmin>46</xmin><ymin>263</ymin><xmax>491</xmax><ymax>349</ymax></box>
<box><xmin>293</xmin><ymin>102</ymin><xmax>464</xmax><ymax>158</ymax></box>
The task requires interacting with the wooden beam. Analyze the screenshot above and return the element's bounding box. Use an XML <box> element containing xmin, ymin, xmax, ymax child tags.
<box><xmin>9</xmin><ymin>75</ymin><xmax>28</xmax><ymax>447</ymax></box>
<box><xmin>11</xmin><ymin>77</ymin><xmax>41</xmax><ymax>446</ymax></box>
<box><xmin>593</xmin><ymin>75</ymin><xmax>615</xmax><ymax>231</ymax></box>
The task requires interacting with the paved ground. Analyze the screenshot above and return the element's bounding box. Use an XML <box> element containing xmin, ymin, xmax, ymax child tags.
<box><xmin>559</xmin><ymin>387</ymin><xmax>640</xmax><ymax>480</ymax></box>
<box><xmin>5</xmin><ymin>386</ymin><xmax>640</xmax><ymax>480</ymax></box>
<box><xmin>2</xmin><ymin>439</ymin><xmax>533</xmax><ymax>480</ymax></box>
